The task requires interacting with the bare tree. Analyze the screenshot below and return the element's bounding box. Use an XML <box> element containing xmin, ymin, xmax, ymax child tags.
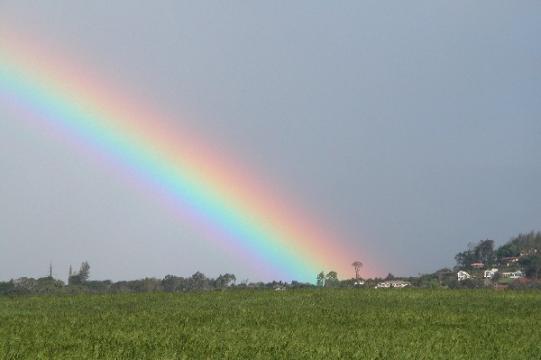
<box><xmin>352</xmin><ymin>261</ymin><xmax>363</xmax><ymax>280</ymax></box>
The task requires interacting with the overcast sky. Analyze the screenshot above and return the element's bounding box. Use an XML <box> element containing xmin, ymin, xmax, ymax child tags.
<box><xmin>1</xmin><ymin>1</ymin><xmax>540</xmax><ymax>282</ymax></box>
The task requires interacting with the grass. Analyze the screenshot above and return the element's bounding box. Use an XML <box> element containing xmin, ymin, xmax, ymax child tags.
<box><xmin>1</xmin><ymin>289</ymin><xmax>540</xmax><ymax>359</ymax></box>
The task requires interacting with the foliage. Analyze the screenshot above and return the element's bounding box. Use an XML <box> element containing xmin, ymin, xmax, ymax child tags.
<box><xmin>0</xmin><ymin>289</ymin><xmax>540</xmax><ymax>359</ymax></box>
<box><xmin>316</xmin><ymin>272</ymin><xmax>326</xmax><ymax>287</ymax></box>
<box><xmin>497</xmin><ymin>231</ymin><xmax>541</xmax><ymax>258</ymax></box>
<box><xmin>69</xmin><ymin>261</ymin><xmax>91</xmax><ymax>285</ymax></box>
<box><xmin>455</xmin><ymin>232</ymin><xmax>541</xmax><ymax>278</ymax></box>
<box><xmin>519</xmin><ymin>256</ymin><xmax>541</xmax><ymax>279</ymax></box>
<box><xmin>352</xmin><ymin>261</ymin><xmax>363</xmax><ymax>280</ymax></box>
<box><xmin>324</xmin><ymin>271</ymin><xmax>339</xmax><ymax>288</ymax></box>
<box><xmin>455</xmin><ymin>240</ymin><xmax>496</xmax><ymax>269</ymax></box>
<box><xmin>79</xmin><ymin>261</ymin><xmax>91</xmax><ymax>281</ymax></box>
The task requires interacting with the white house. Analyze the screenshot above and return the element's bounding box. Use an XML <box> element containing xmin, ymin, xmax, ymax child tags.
<box><xmin>501</xmin><ymin>257</ymin><xmax>520</xmax><ymax>267</ymax></box>
<box><xmin>520</xmin><ymin>249</ymin><xmax>538</xmax><ymax>257</ymax></box>
<box><xmin>375</xmin><ymin>280</ymin><xmax>410</xmax><ymax>289</ymax></box>
<box><xmin>483</xmin><ymin>268</ymin><xmax>499</xmax><ymax>279</ymax></box>
<box><xmin>501</xmin><ymin>271</ymin><xmax>524</xmax><ymax>279</ymax></box>
<box><xmin>390</xmin><ymin>280</ymin><xmax>410</xmax><ymax>288</ymax></box>
<box><xmin>457</xmin><ymin>270</ymin><xmax>471</xmax><ymax>281</ymax></box>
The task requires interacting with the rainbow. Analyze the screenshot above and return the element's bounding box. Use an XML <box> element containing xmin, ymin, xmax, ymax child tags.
<box><xmin>0</xmin><ymin>34</ymin><xmax>369</xmax><ymax>282</ymax></box>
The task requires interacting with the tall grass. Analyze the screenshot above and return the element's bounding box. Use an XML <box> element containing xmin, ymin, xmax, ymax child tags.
<box><xmin>1</xmin><ymin>289</ymin><xmax>540</xmax><ymax>359</ymax></box>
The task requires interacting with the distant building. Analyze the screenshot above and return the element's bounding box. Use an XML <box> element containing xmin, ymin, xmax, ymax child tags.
<box><xmin>375</xmin><ymin>280</ymin><xmax>410</xmax><ymax>289</ymax></box>
<box><xmin>354</xmin><ymin>280</ymin><xmax>365</xmax><ymax>286</ymax></box>
<box><xmin>520</xmin><ymin>249</ymin><xmax>538</xmax><ymax>257</ymax></box>
<box><xmin>457</xmin><ymin>271</ymin><xmax>471</xmax><ymax>281</ymax></box>
<box><xmin>483</xmin><ymin>268</ymin><xmax>499</xmax><ymax>279</ymax></box>
<box><xmin>501</xmin><ymin>257</ymin><xmax>520</xmax><ymax>267</ymax></box>
<box><xmin>501</xmin><ymin>271</ymin><xmax>524</xmax><ymax>279</ymax></box>
<box><xmin>471</xmin><ymin>262</ymin><xmax>484</xmax><ymax>269</ymax></box>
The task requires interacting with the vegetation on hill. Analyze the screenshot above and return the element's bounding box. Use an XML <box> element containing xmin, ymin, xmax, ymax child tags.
<box><xmin>455</xmin><ymin>231</ymin><xmax>540</xmax><ymax>270</ymax></box>
<box><xmin>453</xmin><ymin>231</ymin><xmax>541</xmax><ymax>282</ymax></box>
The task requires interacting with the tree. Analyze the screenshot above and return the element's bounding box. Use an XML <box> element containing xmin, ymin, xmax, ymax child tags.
<box><xmin>215</xmin><ymin>273</ymin><xmax>236</xmax><ymax>289</ymax></box>
<box><xmin>0</xmin><ymin>281</ymin><xmax>15</xmax><ymax>295</ymax></box>
<box><xmin>68</xmin><ymin>261</ymin><xmax>90</xmax><ymax>285</ymax></box>
<box><xmin>455</xmin><ymin>241</ymin><xmax>477</xmax><ymax>269</ymax></box>
<box><xmin>352</xmin><ymin>261</ymin><xmax>363</xmax><ymax>280</ymax></box>
<box><xmin>12</xmin><ymin>277</ymin><xmax>39</xmax><ymax>294</ymax></box>
<box><xmin>190</xmin><ymin>271</ymin><xmax>209</xmax><ymax>290</ymax></box>
<box><xmin>455</xmin><ymin>240</ymin><xmax>496</xmax><ymax>269</ymax></box>
<box><xmin>79</xmin><ymin>261</ymin><xmax>90</xmax><ymax>282</ymax></box>
<box><xmin>162</xmin><ymin>275</ymin><xmax>183</xmax><ymax>292</ymax></box>
<box><xmin>316</xmin><ymin>271</ymin><xmax>326</xmax><ymax>287</ymax></box>
<box><xmin>475</xmin><ymin>240</ymin><xmax>495</xmax><ymax>266</ymax></box>
<box><xmin>325</xmin><ymin>271</ymin><xmax>339</xmax><ymax>287</ymax></box>
<box><xmin>496</xmin><ymin>243</ymin><xmax>518</xmax><ymax>259</ymax></box>
<box><xmin>36</xmin><ymin>276</ymin><xmax>64</xmax><ymax>294</ymax></box>
<box><xmin>519</xmin><ymin>256</ymin><xmax>541</xmax><ymax>279</ymax></box>
<box><xmin>496</xmin><ymin>231</ymin><xmax>541</xmax><ymax>261</ymax></box>
<box><xmin>434</xmin><ymin>268</ymin><xmax>453</xmax><ymax>286</ymax></box>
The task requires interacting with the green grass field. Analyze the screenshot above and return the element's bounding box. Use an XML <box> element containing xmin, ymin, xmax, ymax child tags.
<box><xmin>1</xmin><ymin>289</ymin><xmax>540</xmax><ymax>359</ymax></box>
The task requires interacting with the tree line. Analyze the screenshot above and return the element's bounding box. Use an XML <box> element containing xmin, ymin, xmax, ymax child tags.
<box><xmin>1</xmin><ymin>231</ymin><xmax>540</xmax><ymax>295</ymax></box>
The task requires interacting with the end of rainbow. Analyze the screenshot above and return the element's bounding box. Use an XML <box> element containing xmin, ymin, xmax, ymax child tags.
<box><xmin>0</xmin><ymin>34</ymin><xmax>376</xmax><ymax>282</ymax></box>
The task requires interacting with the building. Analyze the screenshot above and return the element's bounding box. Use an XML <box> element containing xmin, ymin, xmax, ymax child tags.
<box><xmin>501</xmin><ymin>257</ymin><xmax>520</xmax><ymax>267</ymax></box>
<box><xmin>483</xmin><ymin>268</ymin><xmax>499</xmax><ymax>279</ymax></box>
<box><xmin>471</xmin><ymin>262</ymin><xmax>484</xmax><ymax>269</ymax></box>
<box><xmin>501</xmin><ymin>271</ymin><xmax>524</xmax><ymax>279</ymax></box>
<box><xmin>457</xmin><ymin>271</ymin><xmax>471</xmax><ymax>281</ymax></box>
<box><xmin>375</xmin><ymin>280</ymin><xmax>410</xmax><ymax>289</ymax></box>
<box><xmin>520</xmin><ymin>249</ymin><xmax>538</xmax><ymax>257</ymax></box>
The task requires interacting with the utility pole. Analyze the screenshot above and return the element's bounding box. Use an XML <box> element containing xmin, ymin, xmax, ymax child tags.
<box><xmin>49</xmin><ymin>262</ymin><xmax>53</xmax><ymax>278</ymax></box>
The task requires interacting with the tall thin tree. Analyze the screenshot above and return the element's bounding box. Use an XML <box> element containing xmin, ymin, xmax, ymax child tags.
<box><xmin>352</xmin><ymin>261</ymin><xmax>363</xmax><ymax>280</ymax></box>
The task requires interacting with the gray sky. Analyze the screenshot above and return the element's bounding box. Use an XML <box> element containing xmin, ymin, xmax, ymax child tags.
<box><xmin>1</xmin><ymin>1</ymin><xmax>540</xmax><ymax>282</ymax></box>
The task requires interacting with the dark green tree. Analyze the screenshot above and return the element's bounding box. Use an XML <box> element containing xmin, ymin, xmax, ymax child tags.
<box><xmin>519</xmin><ymin>256</ymin><xmax>541</xmax><ymax>279</ymax></box>
<box><xmin>190</xmin><ymin>271</ymin><xmax>209</xmax><ymax>290</ymax></box>
<box><xmin>316</xmin><ymin>271</ymin><xmax>326</xmax><ymax>287</ymax></box>
<box><xmin>455</xmin><ymin>242</ymin><xmax>477</xmax><ymax>269</ymax></box>
<box><xmin>455</xmin><ymin>240</ymin><xmax>496</xmax><ymax>268</ymax></box>
<box><xmin>68</xmin><ymin>261</ymin><xmax>90</xmax><ymax>285</ymax></box>
<box><xmin>79</xmin><ymin>261</ymin><xmax>90</xmax><ymax>282</ymax></box>
<box><xmin>475</xmin><ymin>240</ymin><xmax>496</xmax><ymax>266</ymax></box>
<box><xmin>325</xmin><ymin>271</ymin><xmax>339</xmax><ymax>287</ymax></box>
<box><xmin>215</xmin><ymin>273</ymin><xmax>236</xmax><ymax>288</ymax></box>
